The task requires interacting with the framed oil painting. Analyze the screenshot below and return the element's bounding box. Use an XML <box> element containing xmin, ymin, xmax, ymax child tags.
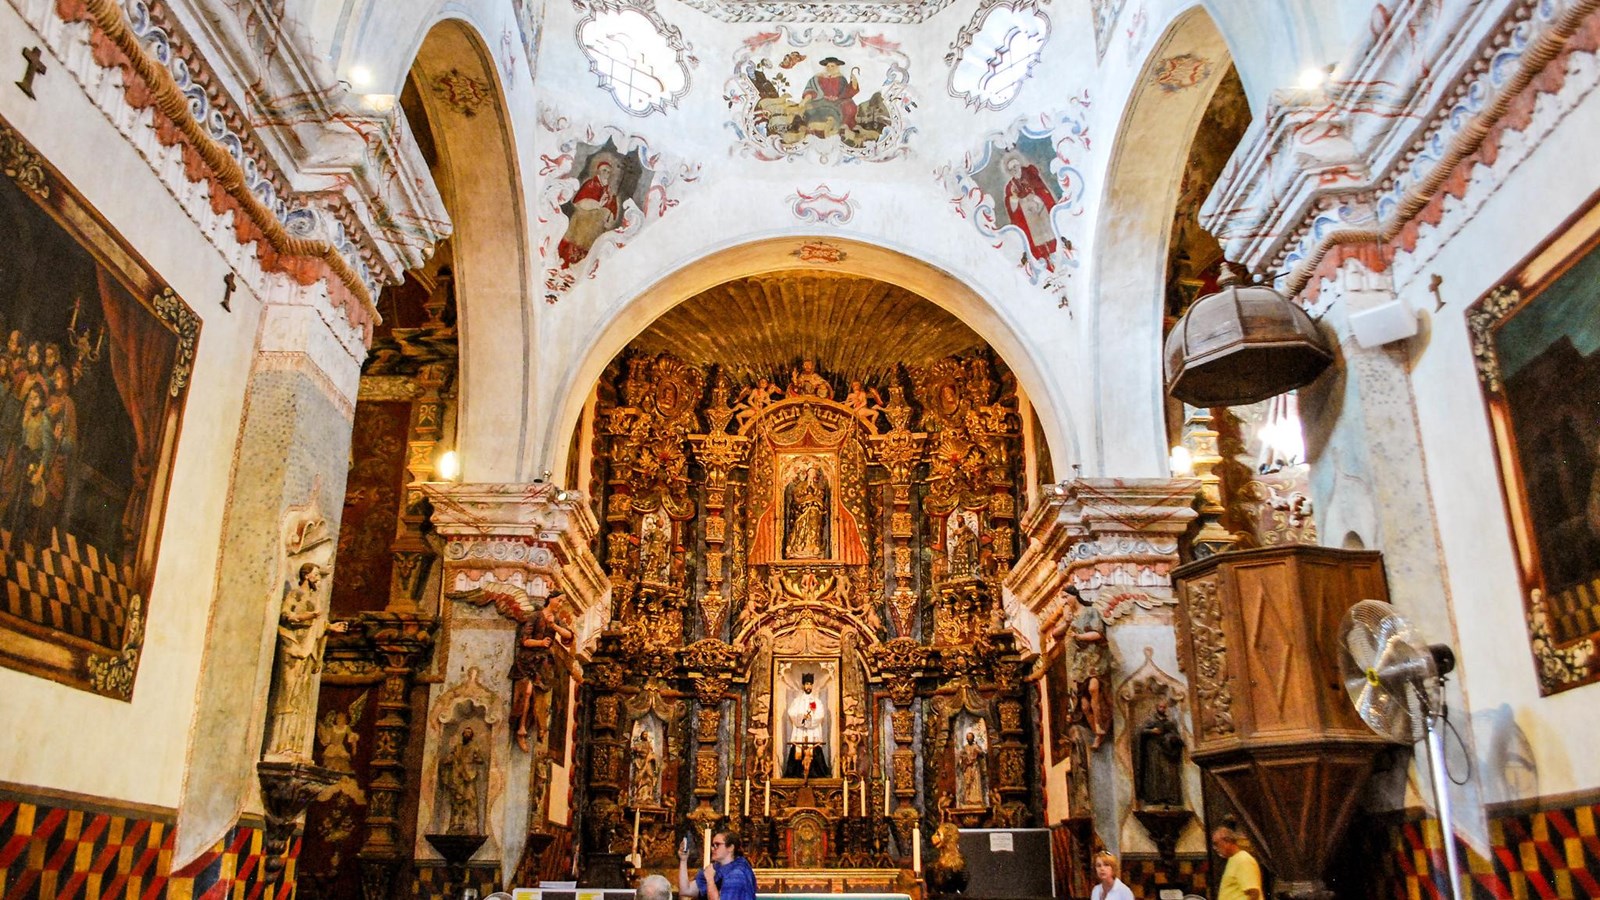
<box><xmin>1468</xmin><ymin>194</ymin><xmax>1600</xmax><ymax>695</ymax></box>
<box><xmin>0</xmin><ymin>117</ymin><xmax>197</xmax><ymax>699</ymax></box>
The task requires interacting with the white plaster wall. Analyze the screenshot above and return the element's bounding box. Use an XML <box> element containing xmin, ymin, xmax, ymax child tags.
<box><xmin>0</xmin><ymin>2</ymin><xmax>270</xmax><ymax>809</ymax></box>
<box><xmin>1382</xmin><ymin>59</ymin><xmax>1600</xmax><ymax>803</ymax></box>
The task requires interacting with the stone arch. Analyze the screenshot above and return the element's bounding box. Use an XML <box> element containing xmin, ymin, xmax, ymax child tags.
<box><xmin>406</xmin><ymin>19</ymin><xmax>534</xmax><ymax>483</ymax></box>
<box><xmin>541</xmin><ymin>236</ymin><xmax>1081</xmax><ymax>484</ymax></box>
<box><xmin>1088</xmin><ymin>7</ymin><xmax>1235</xmax><ymax>476</ymax></box>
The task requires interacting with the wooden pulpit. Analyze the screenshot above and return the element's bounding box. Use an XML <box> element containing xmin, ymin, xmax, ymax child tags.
<box><xmin>1171</xmin><ymin>546</ymin><xmax>1396</xmax><ymax>900</ymax></box>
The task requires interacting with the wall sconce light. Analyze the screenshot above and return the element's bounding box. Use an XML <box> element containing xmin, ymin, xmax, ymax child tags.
<box><xmin>436</xmin><ymin>450</ymin><xmax>461</xmax><ymax>482</ymax></box>
<box><xmin>1169</xmin><ymin>445</ymin><xmax>1194</xmax><ymax>477</ymax></box>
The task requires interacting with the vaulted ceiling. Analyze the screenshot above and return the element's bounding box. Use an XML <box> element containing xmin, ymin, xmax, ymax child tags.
<box><xmin>627</xmin><ymin>271</ymin><xmax>988</xmax><ymax>385</ymax></box>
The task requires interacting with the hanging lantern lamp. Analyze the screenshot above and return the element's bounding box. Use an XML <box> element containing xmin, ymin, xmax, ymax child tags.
<box><xmin>1164</xmin><ymin>264</ymin><xmax>1334</xmax><ymax>407</ymax></box>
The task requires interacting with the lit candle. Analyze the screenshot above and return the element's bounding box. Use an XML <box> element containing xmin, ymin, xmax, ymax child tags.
<box><xmin>913</xmin><ymin>824</ymin><xmax>921</xmax><ymax>874</ymax></box>
<box><xmin>703</xmin><ymin>825</ymin><xmax>712</xmax><ymax>868</ymax></box>
<box><xmin>843</xmin><ymin>779</ymin><xmax>850</xmax><ymax>817</ymax></box>
<box><xmin>765</xmin><ymin>778</ymin><xmax>771</xmax><ymax>817</ymax></box>
<box><xmin>744</xmin><ymin>778</ymin><xmax>751</xmax><ymax>817</ymax></box>
<box><xmin>631</xmin><ymin>807</ymin><xmax>641</xmax><ymax>860</ymax></box>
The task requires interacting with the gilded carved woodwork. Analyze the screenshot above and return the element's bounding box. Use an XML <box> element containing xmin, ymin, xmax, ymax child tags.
<box><xmin>578</xmin><ymin>350</ymin><xmax>1037</xmax><ymax>870</ymax></box>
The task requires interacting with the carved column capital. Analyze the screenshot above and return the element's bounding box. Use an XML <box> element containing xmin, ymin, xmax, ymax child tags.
<box><xmin>1006</xmin><ymin>479</ymin><xmax>1199</xmax><ymax>651</ymax></box>
<box><xmin>427</xmin><ymin>482</ymin><xmax>609</xmax><ymax>627</ymax></box>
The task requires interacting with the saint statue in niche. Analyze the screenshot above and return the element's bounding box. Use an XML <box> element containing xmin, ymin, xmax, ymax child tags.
<box><xmin>947</xmin><ymin>513</ymin><xmax>981</xmax><ymax>579</ymax></box>
<box><xmin>1135</xmin><ymin>698</ymin><xmax>1185</xmax><ymax>807</ymax></box>
<box><xmin>783</xmin><ymin>457</ymin><xmax>831</xmax><ymax>560</ymax></box>
<box><xmin>438</xmin><ymin>725</ymin><xmax>487</xmax><ymax>835</ymax></box>
<box><xmin>639</xmin><ymin>510</ymin><xmax>671</xmax><ymax>583</ymax></box>
<box><xmin>956</xmin><ymin>727</ymin><xmax>988</xmax><ymax>808</ymax></box>
<box><xmin>780</xmin><ymin>664</ymin><xmax>834</xmax><ymax>778</ymax></box>
<box><xmin>628</xmin><ymin>727</ymin><xmax>663</xmax><ymax>807</ymax></box>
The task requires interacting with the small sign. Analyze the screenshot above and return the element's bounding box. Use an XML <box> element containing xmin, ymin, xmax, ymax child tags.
<box><xmin>989</xmin><ymin>832</ymin><xmax>1014</xmax><ymax>852</ymax></box>
<box><xmin>576</xmin><ymin>891</ymin><xmax>606</xmax><ymax>900</ymax></box>
<box><xmin>512</xmin><ymin>890</ymin><xmax>542</xmax><ymax>900</ymax></box>
<box><xmin>1158</xmin><ymin>890</ymin><xmax>1184</xmax><ymax>900</ymax></box>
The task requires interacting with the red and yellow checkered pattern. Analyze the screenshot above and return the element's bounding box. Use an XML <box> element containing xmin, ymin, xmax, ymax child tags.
<box><xmin>0</xmin><ymin>793</ymin><xmax>297</xmax><ymax>899</ymax></box>
<box><xmin>1366</xmin><ymin>800</ymin><xmax>1600</xmax><ymax>899</ymax></box>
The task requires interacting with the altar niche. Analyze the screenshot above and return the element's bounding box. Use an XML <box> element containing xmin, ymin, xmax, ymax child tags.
<box><xmin>776</xmin><ymin>657</ymin><xmax>838</xmax><ymax>779</ymax></box>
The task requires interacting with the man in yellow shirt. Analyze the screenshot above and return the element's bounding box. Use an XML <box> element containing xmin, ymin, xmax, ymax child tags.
<box><xmin>1213</xmin><ymin>826</ymin><xmax>1262</xmax><ymax>900</ymax></box>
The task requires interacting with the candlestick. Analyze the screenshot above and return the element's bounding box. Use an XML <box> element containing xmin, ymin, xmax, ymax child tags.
<box><xmin>843</xmin><ymin>778</ymin><xmax>850</xmax><ymax>817</ymax></box>
<box><xmin>764</xmin><ymin>778</ymin><xmax>771</xmax><ymax>817</ymax></box>
<box><xmin>744</xmin><ymin>777</ymin><xmax>751</xmax><ymax>817</ymax></box>
<box><xmin>703</xmin><ymin>825</ymin><xmax>712</xmax><ymax>868</ymax></box>
<box><xmin>912</xmin><ymin>824</ymin><xmax>922</xmax><ymax>874</ymax></box>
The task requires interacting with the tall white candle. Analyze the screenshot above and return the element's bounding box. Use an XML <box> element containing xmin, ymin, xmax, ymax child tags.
<box><xmin>744</xmin><ymin>777</ymin><xmax>751</xmax><ymax>817</ymax></box>
<box><xmin>631</xmin><ymin>807</ymin><xmax>641</xmax><ymax>859</ymax></box>
<box><xmin>912</xmin><ymin>824</ymin><xmax>922</xmax><ymax>874</ymax></box>
<box><xmin>725</xmin><ymin>777</ymin><xmax>732</xmax><ymax>816</ymax></box>
<box><xmin>860</xmin><ymin>777</ymin><xmax>867</xmax><ymax>812</ymax></box>
<box><xmin>883</xmin><ymin>776</ymin><xmax>891</xmax><ymax>814</ymax></box>
<box><xmin>843</xmin><ymin>778</ymin><xmax>850</xmax><ymax>817</ymax></box>
<box><xmin>703</xmin><ymin>825</ymin><xmax>712</xmax><ymax>868</ymax></box>
<box><xmin>765</xmin><ymin>778</ymin><xmax>771</xmax><ymax>817</ymax></box>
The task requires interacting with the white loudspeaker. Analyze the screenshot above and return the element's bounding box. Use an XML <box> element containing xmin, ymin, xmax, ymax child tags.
<box><xmin>1349</xmin><ymin>299</ymin><xmax>1418</xmax><ymax>348</ymax></box>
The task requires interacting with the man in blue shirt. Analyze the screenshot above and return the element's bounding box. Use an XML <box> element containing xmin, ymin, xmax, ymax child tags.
<box><xmin>678</xmin><ymin>830</ymin><xmax>757</xmax><ymax>900</ymax></box>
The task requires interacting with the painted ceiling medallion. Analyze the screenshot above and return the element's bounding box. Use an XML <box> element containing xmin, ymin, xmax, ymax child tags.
<box><xmin>946</xmin><ymin>0</ymin><xmax>1051</xmax><ymax>111</ymax></box>
<box><xmin>727</xmin><ymin>28</ymin><xmax>915</xmax><ymax>164</ymax></box>
<box><xmin>576</xmin><ymin>0</ymin><xmax>696</xmax><ymax>117</ymax></box>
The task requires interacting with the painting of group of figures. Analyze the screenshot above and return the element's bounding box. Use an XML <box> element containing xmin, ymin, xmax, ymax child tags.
<box><xmin>0</xmin><ymin>120</ymin><xmax>196</xmax><ymax>698</ymax></box>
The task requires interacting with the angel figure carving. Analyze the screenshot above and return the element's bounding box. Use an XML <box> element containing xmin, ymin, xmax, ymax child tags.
<box><xmin>316</xmin><ymin>691</ymin><xmax>369</xmax><ymax>805</ymax></box>
<box><xmin>504</xmin><ymin>591</ymin><xmax>575</xmax><ymax>752</ymax></box>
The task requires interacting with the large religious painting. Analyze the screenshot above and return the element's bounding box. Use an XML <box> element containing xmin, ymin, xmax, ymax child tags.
<box><xmin>1469</xmin><ymin>199</ymin><xmax>1600</xmax><ymax>695</ymax></box>
<box><xmin>0</xmin><ymin>120</ymin><xmax>197</xmax><ymax>700</ymax></box>
<box><xmin>773</xmin><ymin>657</ymin><xmax>838</xmax><ymax>778</ymax></box>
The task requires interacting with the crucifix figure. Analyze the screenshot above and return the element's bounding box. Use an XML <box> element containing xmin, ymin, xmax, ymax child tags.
<box><xmin>17</xmin><ymin>47</ymin><xmax>46</xmax><ymax>99</ymax></box>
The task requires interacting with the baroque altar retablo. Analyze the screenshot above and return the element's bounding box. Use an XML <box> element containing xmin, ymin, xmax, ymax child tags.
<box><xmin>577</xmin><ymin>352</ymin><xmax>1039</xmax><ymax>889</ymax></box>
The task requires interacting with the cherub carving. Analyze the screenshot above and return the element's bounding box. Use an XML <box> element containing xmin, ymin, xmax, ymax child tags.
<box><xmin>735</xmin><ymin>378</ymin><xmax>784</xmax><ymax>429</ymax></box>
<box><xmin>844</xmin><ymin>380</ymin><xmax>884</xmax><ymax>429</ymax></box>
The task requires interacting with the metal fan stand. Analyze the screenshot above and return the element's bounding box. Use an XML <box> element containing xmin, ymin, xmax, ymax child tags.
<box><xmin>1417</xmin><ymin>671</ymin><xmax>1464</xmax><ymax>900</ymax></box>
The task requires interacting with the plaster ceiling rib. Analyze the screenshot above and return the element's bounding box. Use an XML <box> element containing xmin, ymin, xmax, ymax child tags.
<box><xmin>628</xmin><ymin>272</ymin><xmax>986</xmax><ymax>385</ymax></box>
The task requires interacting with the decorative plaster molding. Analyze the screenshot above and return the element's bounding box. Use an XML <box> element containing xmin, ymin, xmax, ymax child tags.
<box><xmin>788</xmin><ymin>184</ymin><xmax>858</xmax><ymax>224</ymax></box>
<box><xmin>10</xmin><ymin>0</ymin><xmax>450</xmax><ymax>342</ymax></box>
<box><xmin>426</xmin><ymin>482</ymin><xmax>608</xmax><ymax>620</ymax></box>
<box><xmin>1004</xmin><ymin>478</ymin><xmax>1198</xmax><ymax>648</ymax></box>
<box><xmin>1202</xmin><ymin>0</ymin><xmax>1600</xmax><ymax>297</ymax></box>
<box><xmin>674</xmin><ymin>0</ymin><xmax>954</xmax><ymax>24</ymax></box>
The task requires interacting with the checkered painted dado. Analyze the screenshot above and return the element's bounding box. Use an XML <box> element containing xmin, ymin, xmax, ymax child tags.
<box><xmin>0</xmin><ymin>529</ymin><xmax>134</xmax><ymax>650</ymax></box>
<box><xmin>0</xmin><ymin>790</ymin><xmax>297</xmax><ymax>899</ymax></box>
<box><xmin>1362</xmin><ymin>798</ymin><xmax>1600</xmax><ymax>899</ymax></box>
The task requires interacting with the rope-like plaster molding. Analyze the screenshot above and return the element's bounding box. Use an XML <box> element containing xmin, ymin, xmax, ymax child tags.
<box><xmin>1204</xmin><ymin>0</ymin><xmax>1600</xmax><ymax>297</ymax></box>
<box><xmin>66</xmin><ymin>0</ymin><xmax>378</xmax><ymax>325</ymax></box>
